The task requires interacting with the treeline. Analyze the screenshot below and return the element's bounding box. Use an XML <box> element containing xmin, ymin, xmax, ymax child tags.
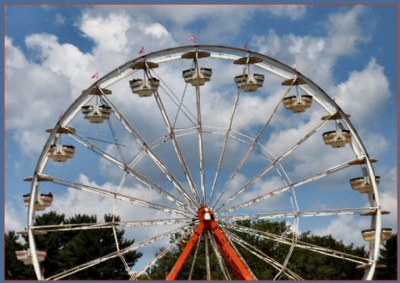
<box><xmin>4</xmin><ymin>211</ymin><xmax>397</xmax><ymax>280</ymax></box>
<box><xmin>5</xmin><ymin>211</ymin><xmax>141</xmax><ymax>280</ymax></box>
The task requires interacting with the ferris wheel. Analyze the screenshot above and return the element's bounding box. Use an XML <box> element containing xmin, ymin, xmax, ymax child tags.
<box><xmin>17</xmin><ymin>45</ymin><xmax>391</xmax><ymax>280</ymax></box>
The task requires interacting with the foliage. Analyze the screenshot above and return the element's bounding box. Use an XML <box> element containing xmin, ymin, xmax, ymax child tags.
<box><xmin>5</xmin><ymin>211</ymin><xmax>142</xmax><ymax>280</ymax></box>
<box><xmin>4</xmin><ymin>231</ymin><xmax>36</xmax><ymax>279</ymax></box>
<box><xmin>146</xmin><ymin>220</ymin><xmax>373</xmax><ymax>280</ymax></box>
<box><xmin>375</xmin><ymin>234</ymin><xmax>398</xmax><ymax>280</ymax></box>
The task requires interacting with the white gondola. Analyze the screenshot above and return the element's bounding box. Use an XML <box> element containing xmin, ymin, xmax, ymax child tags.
<box><xmin>48</xmin><ymin>144</ymin><xmax>75</xmax><ymax>162</ymax></box>
<box><xmin>350</xmin><ymin>176</ymin><xmax>381</xmax><ymax>193</ymax></box>
<box><xmin>129</xmin><ymin>78</ymin><xmax>160</xmax><ymax>97</ymax></box>
<box><xmin>283</xmin><ymin>95</ymin><xmax>313</xmax><ymax>113</ymax></box>
<box><xmin>15</xmin><ymin>249</ymin><xmax>46</xmax><ymax>265</ymax></box>
<box><xmin>322</xmin><ymin>130</ymin><xmax>351</xmax><ymax>148</ymax></box>
<box><xmin>182</xmin><ymin>68</ymin><xmax>212</xmax><ymax>86</ymax></box>
<box><xmin>234</xmin><ymin>73</ymin><xmax>264</xmax><ymax>92</ymax></box>
<box><xmin>362</xmin><ymin>228</ymin><xmax>392</xmax><ymax>244</ymax></box>
<box><xmin>81</xmin><ymin>105</ymin><xmax>111</xmax><ymax>123</ymax></box>
<box><xmin>23</xmin><ymin>193</ymin><xmax>53</xmax><ymax>211</ymax></box>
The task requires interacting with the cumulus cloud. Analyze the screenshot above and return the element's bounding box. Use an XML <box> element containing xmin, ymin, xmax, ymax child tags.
<box><xmin>314</xmin><ymin>215</ymin><xmax>370</xmax><ymax>246</ymax></box>
<box><xmin>5</xmin><ymin>6</ymin><xmax>395</xmax><ymax>271</ymax></box>
<box><xmin>334</xmin><ymin>58</ymin><xmax>390</xmax><ymax>127</ymax></box>
<box><xmin>79</xmin><ymin>12</ymin><xmax>131</xmax><ymax>53</ymax></box>
<box><xmin>325</xmin><ymin>6</ymin><xmax>371</xmax><ymax>57</ymax></box>
<box><xmin>265</xmin><ymin>5</ymin><xmax>307</xmax><ymax>20</ymax></box>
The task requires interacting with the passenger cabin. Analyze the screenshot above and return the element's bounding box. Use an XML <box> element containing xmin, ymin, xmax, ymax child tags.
<box><xmin>23</xmin><ymin>193</ymin><xmax>53</xmax><ymax>211</ymax></box>
<box><xmin>48</xmin><ymin>144</ymin><xmax>75</xmax><ymax>162</ymax></box>
<box><xmin>129</xmin><ymin>78</ymin><xmax>160</xmax><ymax>97</ymax></box>
<box><xmin>235</xmin><ymin>74</ymin><xmax>264</xmax><ymax>92</ymax></box>
<box><xmin>362</xmin><ymin>228</ymin><xmax>393</xmax><ymax>244</ymax></box>
<box><xmin>182</xmin><ymin>68</ymin><xmax>212</xmax><ymax>86</ymax></box>
<box><xmin>15</xmin><ymin>249</ymin><xmax>46</xmax><ymax>265</ymax></box>
<box><xmin>81</xmin><ymin>105</ymin><xmax>111</xmax><ymax>123</ymax></box>
<box><xmin>283</xmin><ymin>95</ymin><xmax>313</xmax><ymax>113</ymax></box>
<box><xmin>322</xmin><ymin>130</ymin><xmax>351</xmax><ymax>148</ymax></box>
<box><xmin>350</xmin><ymin>176</ymin><xmax>381</xmax><ymax>193</ymax></box>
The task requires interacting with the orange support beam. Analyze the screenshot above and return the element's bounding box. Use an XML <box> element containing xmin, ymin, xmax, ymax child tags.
<box><xmin>165</xmin><ymin>223</ymin><xmax>203</xmax><ymax>280</ymax></box>
<box><xmin>165</xmin><ymin>206</ymin><xmax>256</xmax><ymax>280</ymax></box>
<box><xmin>211</xmin><ymin>221</ymin><xmax>255</xmax><ymax>280</ymax></box>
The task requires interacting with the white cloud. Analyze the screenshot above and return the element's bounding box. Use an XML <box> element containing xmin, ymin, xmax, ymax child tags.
<box><xmin>265</xmin><ymin>5</ymin><xmax>307</xmax><ymax>20</ymax></box>
<box><xmin>334</xmin><ymin>58</ymin><xmax>390</xmax><ymax>127</ymax></box>
<box><xmin>314</xmin><ymin>215</ymin><xmax>370</xmax><ymax>246</ymax></box>
<box><xmin>54</xmin><ymin>13</ymin><xmax>66</xmax><ymax>26</ymax></box>
<box><xmin>325</xmin><ymin>6</ymin><xmax>370</xmax><ymax>57</ymax></box>
<box><xmin>143</xmin><ymin>22</ymin><xmax>170</xmax><ymax>39</ymax></box>
<box><xmin>79</xmin><ymin>12</ymin><xmax>131</xmax><ymax>53</ymax></box>
<box><xmin>5</xmin><ymin>6</ymin><xmax>395</xmax><ymax>274</ymax></box>
<box><xmin>5</xmin><ymin>202</ymin><xmax>26</xmax><ymax>233</ymax></box>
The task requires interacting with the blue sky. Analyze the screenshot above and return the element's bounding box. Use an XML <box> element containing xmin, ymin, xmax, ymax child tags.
<box><xmin>4</xmin><ymin>2</ymin><xmax>398</xmax><ymax>278</ymax></box>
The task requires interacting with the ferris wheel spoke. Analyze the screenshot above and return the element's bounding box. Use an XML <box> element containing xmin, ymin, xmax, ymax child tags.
<box><xmin>152</xmin><ymin>87</ymin><xmax>201</xmax><ymax>206</ymax></box>
<box><xmin>209</xmin><ymin>88</ymin><xmax>242</xmax><ymax>206</ymax></box>
<box><xmin>220</xmin><ymin>207</ymin><xmax>378</xmax><ymax>222</ymax></box>
<box><xmin>222</xmin><ymin>228</ymin><xmax>302</xmax><ymax>280</ymax></box>
<box><xmin>50</xmin><ymin>177</ymin><xmax>193</xmax><ymax>217</ymax></box>
<box><xmin>215</xmin><ymin>119</ymin><xmax>329</xmax><ymax>212</ymax></box>
<box><xmin>67</xmin><ymin>131</ymin><xmax>195</xmax><ymax>213</ymax></box>
<box><xmin>111</xmin><ymin>223</ymin><xmax>136</xmax><ymax>279</ymax></box>
<box><xmin>105</xmin><ymin>113</ymin><xmax>128</xmax><ymax>165</ymax></box>
<box><xmin>31</xmin><ymin>218</ymin><xmax>194</xmax><ymax>233</ymax></box>
<box><xmin>218</xmin><ymin>158</ymin><xmax>357</xmax><ymax>215</ymax></box>
<box><xmin>45</xmin><ymin>224</ymin><xmax>187</xmax><ymax>280</ymax></box>
<box><xmin>150</xmin><ymin>68</ymin><xmax>198</xmax><ymax>126</ymax></box>
<box><xmin>222</xmin><ymin>222</ymin><xmax>369</xmax><ymax>266</ymax></box>
<box><xmin>192</xmin><ymin>61</ymin><xmax>207</xmax><ymax>205</ymax></box>
<box><xmin>131</xmin><ymin>227</ymin><xmax>193</xmax><ymax>280</ymax></box>
<box><xmin>212</xmin><ymin>79</ymin><xmax>298</xmax><ymax>209</ymax></box>
<box><xmin>204</xmin><ymin>231</ymin><xmax>211</xmax><ymax>280</ymax></box>
<box><xmin>207</xmin><ymin>230</ymin><xmax>232</xmax><ymax>280</ymax></box>
<box><xmin>101</xmin><ymin>95</ymin><xmax>198</xmax><ymax>208</ymax></box>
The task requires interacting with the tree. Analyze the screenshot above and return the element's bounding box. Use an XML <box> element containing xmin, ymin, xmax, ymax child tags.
<box><xmin>5</xmin><ymin>211</ymin><xmax>142</xmax><ymax>280</ymax></box>
<box><xmin>146</xmin><ymin>220</ymin><xmax>370</xmax><ymax>280</ymax></box>
<box><xmin>375</xmin><ymin>234</ymin><xmax>398</xmax><ymax>280</ymax></box>
<box><xmin>4</xmin><ymin>231</ymin><xmax>35</xmax><ymax>279</ymax></box>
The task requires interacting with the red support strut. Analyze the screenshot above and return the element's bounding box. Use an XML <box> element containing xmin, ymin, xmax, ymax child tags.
<box><xmin>165</xmin><ymin>206</ymin><xmax>255</xmax><ymax>280</ymax></box>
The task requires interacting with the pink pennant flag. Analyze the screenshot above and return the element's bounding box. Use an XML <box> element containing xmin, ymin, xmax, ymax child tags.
<box><xmin>188</xmin><ymin>35</ymin><xmax>196</xmax><ymax>44</ymax></box>
<box><xmin>91</xmin><ymin>72</ymin><xmax>99</xmax><ymax>79</ymax></box>
<box><xmin>138</xmin><ymin>47</ymin><xmax>145</xmax><ymax>54</ymax></box>
<box><xmin>243</xmin><ymin>42</ymin><xmax>248</xmax><ymax>50</ymax></box>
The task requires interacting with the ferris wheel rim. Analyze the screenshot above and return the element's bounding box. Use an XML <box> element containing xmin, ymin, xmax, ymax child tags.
<box><xmin>26</xmin><ymin>44</ymin><xmax>382</xmax><ymax>280</ymax></box>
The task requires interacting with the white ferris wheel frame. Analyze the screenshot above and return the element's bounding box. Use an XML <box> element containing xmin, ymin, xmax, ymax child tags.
<box><xmin>26</xmin><ymin>45</ymin><xmax>382</xmax><ymax>280</ymax></box>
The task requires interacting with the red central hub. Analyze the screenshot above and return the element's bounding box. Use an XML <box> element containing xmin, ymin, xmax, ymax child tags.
<box><xmin>165</xmin><ymin>205</ymin><xmax>255</xmax><ymax>280</ymax></box>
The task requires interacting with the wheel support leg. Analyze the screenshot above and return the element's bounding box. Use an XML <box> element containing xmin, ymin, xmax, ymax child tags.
<box><xmin>166</xmin><ymin>206</ymin><xmax>255</xmax><ymax>280</ymax></box>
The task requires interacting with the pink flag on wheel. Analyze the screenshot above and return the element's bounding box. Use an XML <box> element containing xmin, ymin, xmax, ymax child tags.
<box><xmin>189</xmin><ymin>35</ymin><xmax>196</xmax><ymax>44</ymax></box>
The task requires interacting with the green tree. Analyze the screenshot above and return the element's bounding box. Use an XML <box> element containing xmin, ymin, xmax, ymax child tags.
<box><xmin>146</xmin><ymin>220</ymin><xmax>370</xmax><ymax>280</ymax></box>
<box><xmin>4</xmin><ymin>231</ymin><xmax>35</xmax><ymax>279</ymax></box>
<box><xmin>375</xmin><ymin>234</ymin><xmax>397</xmax><ymax>280</ymax></box>
<box><xmin>5</xmin><ymin>211</ymin><xmax>142</xmax><ymax>280</ymax></box>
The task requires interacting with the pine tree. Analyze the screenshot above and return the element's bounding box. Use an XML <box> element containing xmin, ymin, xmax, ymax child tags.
<box><xmin>5</xmin><ymin>211</ymin><xmax>142</xmax><ymax>280</ymax></box>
